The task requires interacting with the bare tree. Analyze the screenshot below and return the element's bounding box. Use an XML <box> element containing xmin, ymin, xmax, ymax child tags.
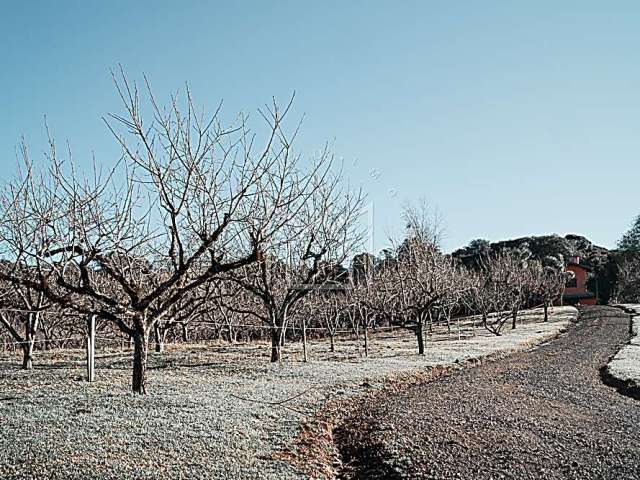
<box><xmin>152</xmin><ymin>281</ymin><xmax>215</xmax><ymax>353</ymax></box>
<box><xmin>529</xmin><ymin>257</ymin><xmax>572</xmax><ymax>320</ymax></box>
<box><xmin>467</xmin><ymin>250</ymin><xmax>529</xmax><ymax>336</ymax></box>
<box><xmin>313</xmin><ymin>288</ymin><xmax>349</xmax><ymax>353</ymax></box>
<box><xmin>0</xmin><ymin>271</ymin><xmax>53</xmax><ymax>369</ymax></box>
<box><xmin>401</xmin><ymin>199</ymin><xmax>446</xmax><ymax>248</ymax></box>
<box><xmin>348</xmin><ymin>272</ymin><xmax>381</xmax><ymax>357</ymax></box>
<box><xmin>437</xmin><ymin>264</ymin><xmax>467</xmax><ymax>338</ymax></box>
<box><xmin>224</xmin><ymin>170</ymin><xmax>365</xmax><ymax>362</ymax></box>
<box><xmin>0</xmin><ymin>71</ymin><xmax>347</xmax><ymax>393</ymax></box>
<box><xmin>391</xmin><ymin>239</ymin><xmax>457</xmax><ymax>353</ymax></box>
<box><xmin>507</xmin><ymin>249</ymin><xmax>534</xmax><ymax>330</ymax></box>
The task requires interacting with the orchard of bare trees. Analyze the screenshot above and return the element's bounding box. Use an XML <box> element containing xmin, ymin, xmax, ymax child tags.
<box><xmin>0</xmin><ymin>74</ymin><xmax>571</xmax><ymax>395</ymax></box>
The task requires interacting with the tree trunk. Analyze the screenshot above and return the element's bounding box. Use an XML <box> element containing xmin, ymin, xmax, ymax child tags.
<box><xmin>132</xmin><ymin>328</ymin><xmax>149</xmax><ymax>394</ymax></box>
<box><xmin>302</xmin><ymin>318</ymin><xmax>308</xmax><ymax>362</ymax></box>
<box><xmin>416</xmin><ymin>318</ymin><xmax>425</xmax><ymax>355</ymax></box>
<box><xmin>181</xmin><ymin>323</ymin><xmax>188</xmax><ymax>343</ymax></box>
<box><xmin>329</xmin><ymin>332</ymin><xmax>335</xmax><ymax>352</ymax></box>
<box><xmin>43</xmin><ymin>329</ymin><xmax>52</xmax><ymax>351</ymax></box>
<box><xmin>22</xmin><ymin>342</ymin><xmax>34</xmax><ymax>370</ymax></box>
<box><xmin>511</xmin><ymin>309</ymin><xmax>517</xmax><ymax>330</ymax></box>
<box><xmin>22</xmin><ymin>316</ymin><xmax>34</xmax><ymax>370</ymax></box>
<box><xmin>270</xmin><ymin>326</ymin><xmax>282</xmax><ymax>363</ymax></box>
<box><xmin>544</xmin><ymin>301</ymin><xmax>549</xmax><ymax>322</ymax></box>
<box><xmin>227</xmin><ymin>326</ymin><xmax>234</xmax><ymax>344</ymax></box>
<box><xmin>154</xmin><ymin>324</ymin><xmax>166</xmax><ymax>353</ymax></box>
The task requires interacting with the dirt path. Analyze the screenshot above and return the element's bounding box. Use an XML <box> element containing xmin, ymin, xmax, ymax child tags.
<box><xmin>335</xmin><ymin>306</ymin><xmax>640</xmax><ymax>480</ymax></box>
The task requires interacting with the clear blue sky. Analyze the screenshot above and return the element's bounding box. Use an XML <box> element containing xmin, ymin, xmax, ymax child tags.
<box><xmin>1</xmin><ymin>1</ymin><xmax>638</xmax><ymax>254</ymax></box>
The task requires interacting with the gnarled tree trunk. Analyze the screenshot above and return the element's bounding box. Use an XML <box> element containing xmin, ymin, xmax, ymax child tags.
<box><xmin>22</xmin><ymin>341</ymin><xmax>34</xmax><ymax>370</ymax></box>
<box><xmin>270</xmin><ymin>325</ymin><xmax>282</xmax><ymax>362</ymax></box>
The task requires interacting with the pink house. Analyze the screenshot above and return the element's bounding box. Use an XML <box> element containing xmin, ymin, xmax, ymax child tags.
<box><xmin>563</xmin><ymin>257</ymin><xmax>596</xmax><ymax>305</ymax></box>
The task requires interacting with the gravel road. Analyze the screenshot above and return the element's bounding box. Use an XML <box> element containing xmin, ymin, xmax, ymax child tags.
<box><xmin>336</xmin><ymin>306</ymin><xmax>640</xmax><ymax>480</ymax></box>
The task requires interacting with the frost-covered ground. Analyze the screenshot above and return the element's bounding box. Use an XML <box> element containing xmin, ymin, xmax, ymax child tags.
<box><xmin>0</xmin><ymin>307</ymin><xmax>575</xmax><ymax>479</ymax></box>
<box><xmin>607</xmin><ymin>304</ymin><xmax>640</xmax><ymax>391</ymax></box>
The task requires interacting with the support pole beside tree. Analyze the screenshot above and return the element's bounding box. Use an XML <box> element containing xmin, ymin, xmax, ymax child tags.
<box><xmin>86</xmin><ymin>314</ymin><xmax>95</xmax><ymax>383</ymax></box>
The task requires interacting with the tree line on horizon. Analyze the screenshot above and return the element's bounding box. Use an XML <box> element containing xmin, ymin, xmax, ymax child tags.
<box><xmin>452</xmin><ymin>225</ymin><xmax>640</xmax><ymax>306</ymax></box>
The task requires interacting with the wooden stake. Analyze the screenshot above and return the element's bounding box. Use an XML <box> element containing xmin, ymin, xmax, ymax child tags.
<box><xmin>86</xmin><ymin>336</ymin><xmax>91</xmax><ymax>381</ymax></box>
<box><xmin>302</xmin><ymin>318</ymin><xmax>308</xmax><ymax>363</ymax></box>
<box><xmin>87</xmin><ymin>315</ymin><xmax>96</xmax><ymax>382</ymax></box>
<box><xmin>364</xmin><ymin>325</ymin><xmax>369</xmax><ymax>357</ymax></box>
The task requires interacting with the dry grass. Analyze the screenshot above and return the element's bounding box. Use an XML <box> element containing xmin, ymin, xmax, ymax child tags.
<box><xmin>0</xmin><ymin>307</ymin><xmax>576</xmax><ymax>479</ymax></box>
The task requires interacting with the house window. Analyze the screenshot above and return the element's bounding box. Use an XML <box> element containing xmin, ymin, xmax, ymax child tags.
<box><xmin>566</xmin><ymin>275</ymin><xmax>577</xmax><ymax>288</ymax></box>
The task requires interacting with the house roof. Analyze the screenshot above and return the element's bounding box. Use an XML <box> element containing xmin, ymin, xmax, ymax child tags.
<box><xmin>567</xmin><ymin>261</ymin><xmax>592</xmax><ymax>271</ymax></box>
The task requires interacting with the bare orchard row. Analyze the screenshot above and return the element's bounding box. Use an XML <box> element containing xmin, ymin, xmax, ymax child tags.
<box><xmin>0</xmin><ymin>73</ymin><xmax>569</xmax><ymax>394</ymax></box>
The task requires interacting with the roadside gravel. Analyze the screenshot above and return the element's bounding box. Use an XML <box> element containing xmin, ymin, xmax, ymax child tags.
<box><xmin>0</xmin><ymin>307</ymin><xmax>574</xmax><ymax>479</ymax></box>
<box><xmin>334</xmin><ymin>306</ymin><xmax>640</xmax><ymax>480</ymax></box>
<box><xmin>607</xmin><ymin>304</ymin><xmax>640</xmax><ymax>397</ymax></box>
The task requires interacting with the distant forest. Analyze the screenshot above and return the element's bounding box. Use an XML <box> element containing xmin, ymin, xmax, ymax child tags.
<box><xmin>452</xmin><ymin>229</ymin><xmax>638</xmax><ymax>305</ymax></box>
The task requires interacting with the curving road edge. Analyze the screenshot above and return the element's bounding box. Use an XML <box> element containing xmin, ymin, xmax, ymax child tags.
<box><xmin>283</xmin><ymin>307</ymin><xmax>578</xmax><ymax>479</ymax></box>
<box><xmin>606</xmin><ymin>304</ymin><xmax>640</xmax><ymax>399</ymax></box>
